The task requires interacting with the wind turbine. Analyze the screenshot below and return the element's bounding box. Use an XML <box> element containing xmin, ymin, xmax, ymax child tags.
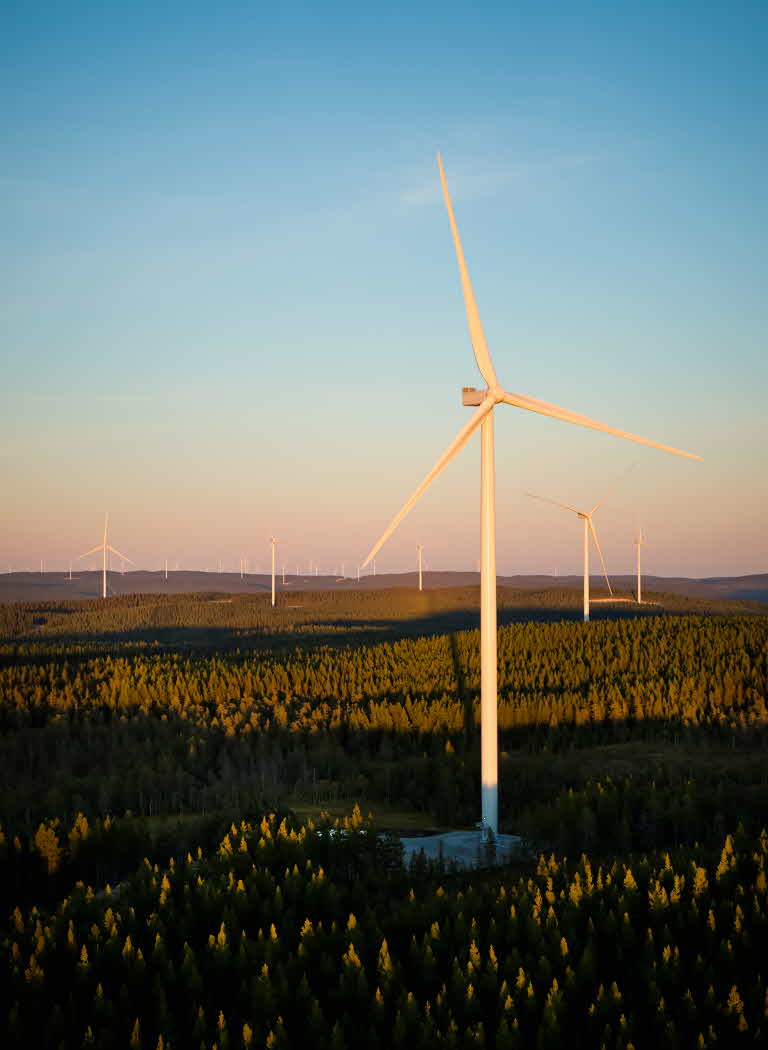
<box><xmin>417</xmin><ymin>544</ymin><xmax>424</xmax><ymax>592</ymax></box>
<box><xmin>527</xmin><ymin>492</ymin><xmax>613</xmax><ymax>622</ymax></box>
<box><xmin>79</xmin><ymin>513</ymin><xmax>133</xmax><ymax>599</ymax></box>
<box><xmin>361</xmin><ymin>154</ymin><xmax>700</xmax><ymax>839</ymax></box>
<box><xmin>270</xmin><ymin>538</ymin><xmax>280</xmax><ymax>607</ymax></box>
<box><xmin>635</xmin><ymin>527</ymin><xmax>646</xmax><ymax>603</ymax></box>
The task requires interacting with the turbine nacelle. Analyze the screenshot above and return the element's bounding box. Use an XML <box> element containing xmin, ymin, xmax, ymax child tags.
<box><xmin>462</xmin><ymin>387</ymin><xmax>485</xmax><ymax>406</ymax></box>
<box><xmin>462</xmin><ymin>386</ymin><xmax>504</xmax><ymax>407</ymax></box>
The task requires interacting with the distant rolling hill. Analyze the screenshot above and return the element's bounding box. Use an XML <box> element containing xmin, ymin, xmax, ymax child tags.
<box><xmin>0</xmin><ymin>570</ymin><xmax>766</xmax><ymax>604</ymax></box>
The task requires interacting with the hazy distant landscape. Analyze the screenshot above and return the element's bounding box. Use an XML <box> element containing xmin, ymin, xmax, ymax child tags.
<box><xmin>2</xmin><ymin>569</ymin><xmax>767</xmax><ymax>605</ymax></box>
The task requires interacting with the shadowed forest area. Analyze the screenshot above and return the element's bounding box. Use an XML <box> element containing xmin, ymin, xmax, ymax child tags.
<box><xmin>2</xmin><ymin>588</ymin><xmax>768</xmax><ymax>1046</ymax></box>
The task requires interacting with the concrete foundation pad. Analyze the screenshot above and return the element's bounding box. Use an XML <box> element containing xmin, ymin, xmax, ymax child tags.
<box><xmin>400</xmin><ymin>830</ymin><xmax>526</xmax><ymax>870</ymax></box>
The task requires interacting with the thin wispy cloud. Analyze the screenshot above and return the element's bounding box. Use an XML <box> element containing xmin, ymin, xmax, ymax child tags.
<box><xmin>16</xmin><ymin>394</ymin><xmax>159</xmax><ymax>404</ymax></box>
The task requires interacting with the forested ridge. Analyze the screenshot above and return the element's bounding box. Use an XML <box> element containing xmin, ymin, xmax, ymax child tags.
<box><xmin>1</xmin><ymin>596</ymin><xmax>767</xmax><ymax>1046</ymax></box>
<box><xmin>1</xmin><ymin>615</ymin><xmax>766</xmax><ymax>832</ymax></box>
<box><xmin>1</xmin><ymin>585</ymin><xmax>761</xmax><ymax>651</ymax></box>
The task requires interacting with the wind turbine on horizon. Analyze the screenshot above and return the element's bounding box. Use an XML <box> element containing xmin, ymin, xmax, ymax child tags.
<box><xmin>527</xmin><ymin>492</ymin><xmax>613</xmax><ymax>622</ymax></box>
<box><xmin>79</xmin><ymin>513</ymin><xmax>133</xmax><ymax>599</ymax></box>
<box><xmin>270</xmin><ymin>538</ymin><xmax>280</xmax><ymax>607</ymax></box>
<box><xmin>417</xmin><ymin>544</ymin><xmax>424</xmax><ymax>592</ymax></box>
<box><xmin>361</xmin><ymin>153</ymin><xmax>700</xmax><ymax>839</ymax></box>
<box><xmin>635</xmin><ymin>527</ymin><xmax>646</xmax><ymax>603</ymax></box>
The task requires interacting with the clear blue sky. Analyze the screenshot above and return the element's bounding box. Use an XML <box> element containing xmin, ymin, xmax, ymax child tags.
<box><xmin>2</xmin><ymin>1</ymin><xmax>766</xmax><ymax>576</ymax></box>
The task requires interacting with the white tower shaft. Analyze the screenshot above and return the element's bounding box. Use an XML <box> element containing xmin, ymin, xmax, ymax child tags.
<box><xmin>583</xmin><ymin>516</ymin><xmax>590</xmax><ymax>623</ymax></box>
<box><xmin>480</xmin><ymin>414</ymin><xmax>498</xmax><ymax>837</ymax></box>
<box><xmin>271</xmin><ymin>541</ymin><xmax>277</xmax><ymax>607</ymax></box>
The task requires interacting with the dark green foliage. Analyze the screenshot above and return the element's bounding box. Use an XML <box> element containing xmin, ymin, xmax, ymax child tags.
<box><xmin>1</xmin><ymin>597</ymin><xmax>767</xmax><ymax>1045</ymax></box>
<box><xmin>2</xmin><ymin>814</ymin><xmax>767</xmax><ymax>1049</ymax></box>
<box><xmin>0</xmin><ymin>614</ymin><xmax>766</xmax><ymax>835</ymax></box>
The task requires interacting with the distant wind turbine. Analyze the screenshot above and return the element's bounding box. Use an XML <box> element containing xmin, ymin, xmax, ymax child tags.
<box><xmin>79</xmin><ymin>513</ymin><xmax>133</xmax><ymax>599</ymax></box>
<box><xmin>635</xmin><ymin>527</ymin><xmax>646</xmax><ymax>603</ymax></box>
<box><xmin>270</xmin><ymin>538</ymin><xmax>281</xmax><ymax>607</ymax></box>
<box><xmin>417</xmin><ymin>545</ymin><xmax>424</xmax><ymax>592</ymax></box>
<box><xmin>361</xmin><ymin>153</ymin><xmax>700</xmax><ymax>838</ymax></box>
<box><xmin>527</xmin><ymin>492</ymin><xmax>613</xmax><ymax>622</ymax></box>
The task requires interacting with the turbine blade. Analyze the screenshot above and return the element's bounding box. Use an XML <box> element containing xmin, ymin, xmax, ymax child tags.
<box><xmin>103</xmin><ymin>512</ymin><xmax>108</xmax><ymax>545</ymax></box>
<box><xmin>590</xmin><ymin>462</ymin><xmax>637</xmax><ymax>515</ymax></box>
<box><xmin>526</xmin><ymin>491</ymin><xmax>583</xmax><ymax>517</ymax></box>
<box><xmin>588</xmin><ymin>518</ymin><xmax>613</xmax><ymax>596</ymax></box>
<box><xmin>79</xmin><ymin>544</ymin><xmax>104</xmax><ymax>560</ymax></box>
<box><xmin>437</xmin><ymin>154</ymin><xmax>498</xmax><ymax>388</ymax></box>
<box><xmin>501</xmin><ymin>390</ymin><xmax>701</xmax><ymax>460</ymax></box>
<box><xmin>362</xmin><ymin>397</ymin><xmax>493</xmax><ymax>567</ymax></box>
<box><xmin>107</xmin><ymin>546</ymin><xmax>133</xmax><ymax>564</ymax></box>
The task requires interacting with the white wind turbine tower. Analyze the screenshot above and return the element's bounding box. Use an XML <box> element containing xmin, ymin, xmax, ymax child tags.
<box><xmin>527</xmin><ymin>492</ymin><xmax>613</xmax><ymax>622</ymax></box>
<box><xmin>270</xmin><ymin>538</ymin><xmax>281</xmax><ymax>607</ymax></box>
<box><xmin>79</xmin><ymin>513</ymin><xmax>133</xmax><ymax>599</ymax></box>
<box><xmin>361</xmin><ymin>153</ymin><xmax>700</xmax><ymax>839</ymax></box>
<box><xmin>417</xmin><ymin>544</ymin><xmax>424</xmax><ymax>592</ymax></box>
<box><xmin>635</xmin><ymin>527</ymin><xmax>646</xmax><ymax>603</ymax></box>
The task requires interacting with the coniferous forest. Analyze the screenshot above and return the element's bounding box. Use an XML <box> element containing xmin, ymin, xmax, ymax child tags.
<box><xmin>2</xmin><ymin>588</ymin><xmax>767</xmax><ymax>1047</ymax></box>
